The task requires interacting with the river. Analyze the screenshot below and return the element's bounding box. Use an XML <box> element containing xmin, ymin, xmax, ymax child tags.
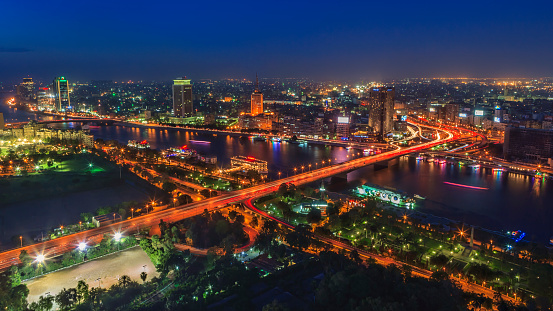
<box><xmin>2</xmin><ymin>97</ymin><xmax>552</xmax><ymax>243</ymax></box>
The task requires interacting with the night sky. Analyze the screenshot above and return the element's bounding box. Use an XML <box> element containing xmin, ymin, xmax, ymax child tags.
<box><xmin>1</xmin><ymin>0</ymin><xmax>552</xmax><ymax>83</ymax></box>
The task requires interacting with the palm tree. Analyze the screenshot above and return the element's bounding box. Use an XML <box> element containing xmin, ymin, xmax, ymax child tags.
<box><xmin>140</xmin><ymin>271</ymin><xmax>148</xmax><ymax>283</ymax></box>
<box><xmin>118</xmin><ymin>275</ymin><xmax>131</xmax><ymax>288</ymax></box>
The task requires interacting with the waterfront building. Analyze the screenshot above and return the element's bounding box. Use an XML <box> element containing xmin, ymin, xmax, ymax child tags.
<box><xmin>239</xmin><ymin>112</ymin><xmax>275</xmax><ymax>131</ymax></box>
<box><xmin>336</xmin><ymin>116</ymin><xmax>350</xmax><ymax>138</ymax></box>
<box><xmin>251</xmin><ymin>74</ymin><xmax>264</xmax><ymax>115</ymax></box>
<box><xmin>37</xmin><ymin>87</ymin><xmax>53</xmax><ymax>110</ymax></box>
<box><xmin>230</xmin><ymin>156</ymin><xmax>268</xmax><ymax>173</ymax></box>
<box><xmin>172</xmin><ymin>78</ymin><xmax>193</xmax><ymax>117</ymax></box>
<box><xmin>503</xmin><ymin>126</ymin><xmax>553</xmax><ymax>163</ymax></box>
<box><xmin>16</xmin><ymin>77</ymin><xmax>35</xmax><ymax>100</ymax></box>
<box><xmin>52</xmin><ymin>77</ymin><xmax>71</xmax><ymax>111</ymax></box>
<box><xmin>366</xmin><ymin>87</ymin><xmax>395</xmax><ymax>139</ymax></box>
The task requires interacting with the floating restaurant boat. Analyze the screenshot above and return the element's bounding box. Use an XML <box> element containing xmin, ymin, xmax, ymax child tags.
<box><xmin>355</xmin><ymin>184</ymin><xmax>418</xmax><ymax>209</ymax></box>
<box><xmin>127</xmin><ymin>140</ymin><xmax>150</xmax><ymax>149</ymax></box>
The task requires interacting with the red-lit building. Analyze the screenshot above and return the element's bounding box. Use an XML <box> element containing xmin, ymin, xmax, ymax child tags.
<box><xmin>251</xmin><ymin>74</ymin><xmax>264</xmax><ymax>116</ymax></box>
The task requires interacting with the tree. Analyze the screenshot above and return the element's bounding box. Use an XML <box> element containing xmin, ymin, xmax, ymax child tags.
<box><xmin>277</xmin><ymin>183</ymin><xmax>288</xmax><ymax>196</ymax></box>
<box><xmin>0</xmin><ymin>268</ymin><xmax>29</xmax><ymax>311</ymax></box>
<box><xmin>76</xmin><ymin>280</ymin><xmax>89</xmax><ymax>303</ymax></box>
<box><xmin>118</xmin><ymin>275</ymin><xmax>131</xmax><ymax>288</ymax></box>
<box><xmin>162</xmin><ymin>181</ymin><xmax>177</xmax><ymax>193</ymax></box>
<box><xmin>306</xmin><ymin>207</ymin><xmax>322</xmax><ymax>224</ymax></box>
<box><xmin>235</xmin><ymin>214</ymin><xmax>245</xmax><ymax>224</ymax></box>
<box><xmin>250</xmin><ymin>215</ymin><xmax>259</xmax><ymax>228</ymax></box>
<box><xmin>140</xmin><ymin>271</ymin><xmax>148</xmax><ymax>283</ymax></box>
<box><xmin>228</xmin><ymin>210</ymin><xmax>238</xmax><ymax>221</ymax></box>
<box><xmin>30</xmin><ymin>294</ymin><xmax>54</xmax><ymax>311</ymax></box>
<box><xmin>55</xmin><ymin>288</ymin><xmax>76</xmax><ymax>310</ymax></box>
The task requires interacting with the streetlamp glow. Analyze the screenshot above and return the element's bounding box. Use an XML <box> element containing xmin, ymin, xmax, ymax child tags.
<box><xmin>114</xmin><ymin>232</ymin><xmax>122</xmax><ymax>241</ymax></box>
<box><xmin>78</xmin><ymin>242</ymin><xmax>87</xmax><ymax>251</ymax></box>
<box><xmin>35</xmin><ymin>254</ymin><xmax>45</xmax><ymax>263</ymax></box>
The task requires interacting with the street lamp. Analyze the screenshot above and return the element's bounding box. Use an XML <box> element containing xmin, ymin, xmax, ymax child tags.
<box><xmin>131</xmin><ymin>208</ymin><xmax>134</xmax><ymax>218</ymax></box>
<box><xmin>20</xmin><ymin>236</ymin><xmax>22</xmax><ymax>247</ymax></box>
<box><xmin>78</xmin><ymin>242</ymin><xmax>87</xmax><ymax>252</ymax></box>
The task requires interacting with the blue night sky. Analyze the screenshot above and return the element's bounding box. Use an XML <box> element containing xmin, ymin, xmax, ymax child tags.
<box><xmin>1</xmin><ymin>0</ymin><xmax>552</xmax><ymax>83</ymax></box>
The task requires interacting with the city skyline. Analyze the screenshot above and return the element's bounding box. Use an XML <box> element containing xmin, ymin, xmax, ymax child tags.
<box><xmin>1</xmin><ymin>1</ymin><xmax>552</xmax><ymax>83</ymax></box>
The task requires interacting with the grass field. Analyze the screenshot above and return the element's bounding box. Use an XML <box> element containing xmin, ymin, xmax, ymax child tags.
<box><xmin>0</xmin><ymin>154</ymin><xmax>119</xmax><ymax>205</ymax></box>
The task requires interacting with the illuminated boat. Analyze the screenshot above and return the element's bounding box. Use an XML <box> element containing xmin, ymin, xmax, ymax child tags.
<box><xmin>355</xmin><ymin>184</ymin><xmax>417</xmax><ymax>209</ymax></box>
<box><xmin>190</xmin><ymin>140</ymin><xmax>211</xmax><ymax>144</ymax></box>
<box><xmin>127</xmin><ymin>140</ymin><xmax>150</xmax><ymax>149</ymax></box>
<box><xmin>253</xmin><ymin>136</ymin><xmax>267</xmax><ymax>141</ymax></box>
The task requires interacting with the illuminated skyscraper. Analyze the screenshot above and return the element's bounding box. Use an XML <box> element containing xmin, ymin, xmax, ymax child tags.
<box><xmin>37</xmin><ymin>87</ymin><xmax>53</xmax><ymax>111</ymax></box>
<box><xmin>251</xmin><ymin>74</ymin><xmax>263</xmax><ymax>115</ymax></box>
<box><xmin>172</xmin><ymin>78</ymin><xmax>193</xmax><ymax>117</ymax></box>
<box><xmin>16</xmin><ymin>78</ymin><xmax>35</xmax><ymax>100</ymax></box>
<box><xmin>52</xmin><ymin>77</ymin><xmax>70</xmax><ymax>111</ymax></box>
<box><xmin>367</xmin><ymin>87</ymin><xmax>395</xmax><ymax>139</ymax></box>
<box><xmin>0</xmin><ymin>112</ymin><xmax>4</xmax><ymax>130</ymax></box>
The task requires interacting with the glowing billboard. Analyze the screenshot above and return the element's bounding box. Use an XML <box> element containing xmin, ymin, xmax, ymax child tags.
<box><xmin>474</xmin><ymin>110</ymin><xmax>484</xmax><ymax>116</ymax></box>
<box><xmin>494</xmin><ymin>117</ymin><xmax>500</xmax><ymax>123</ymax></box>
<box><xmin>459</xmin><ymin>113</ymin><xmax>467</xmax><ymax>118</ymax></box>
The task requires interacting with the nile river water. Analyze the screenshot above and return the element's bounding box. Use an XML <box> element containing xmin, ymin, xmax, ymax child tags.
<box><xmin>1</xmin><ymin>97</ymin><xmax>552</xmax><ymax>242</ymax></box>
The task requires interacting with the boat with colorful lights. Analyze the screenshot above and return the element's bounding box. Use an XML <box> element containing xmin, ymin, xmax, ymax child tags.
<box><xmin>127</xmin><ymin>140</ymin><xmax>150</xmax><ymax>149</ymax></box>
<box><xmin>354</xmin><ymin>184</ymin><xmax>419</xmax><ymax>209</ymax></box>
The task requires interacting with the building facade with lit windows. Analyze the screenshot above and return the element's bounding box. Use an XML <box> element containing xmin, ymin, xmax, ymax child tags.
<box><xmin>366</xmin><ymin>87</ymin><xmax>394</xmax><ymax>139</ymax></box>
<box><xmin>172</xmin><ymin>78</ymin><xmax>193</xmax><ymax>117</ymax></box>
<box><xmin>503</xmin><ymin>126</ymin><xmax>553</xmax><ymax>163</ymax></box>
<box><xmin>251</xmin><ymin>75</ymin><xmax>263</xmax><ymax>115</ymax></box>
<box><xmin>230</xmin><ymin>156</ymin><xmax>268</xmax><ymax>173</ymax></box>
<box><xmin>52</xmin><ymin>77</ymin><xmax>71</xmax><ymax>111</ymax></box>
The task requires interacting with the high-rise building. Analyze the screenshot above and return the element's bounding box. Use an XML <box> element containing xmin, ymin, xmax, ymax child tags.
<box><xmin>445</xmin><ymin>103</ymin><xmax>460</xmax><ymax>124</ymax></box>
<box><xmin>504</xmin><ymin>127</ymin><xmax>553</xmax><ymax>163</ymax></box>
<box><xmin>172</xmin><ymin>78</ymin><xmax>193</xmax><ymax>117</ymax></box>
<box><xmin>37</xmin><ymin>87</ymin><xmax>53</xmax><ymax>111</ymax></box>
<box><xmin>16</xmin><ymin>78</ymin><xmax>35</xmax><ymax>100</ymax></box>
<box><xmin>251</xmin><ymin>74</ymin><xmax>263</xmax><ymax>115</ymax></box>
<box><xmin>52</xmin><ymin>77</ymin><xmax>71</xmax><ymax>111</ymax></box>
<box><xmin>0</xmin><ymin>112</ymin><xmax>4</xmax><ymax>130</ymax></box>
<box><xmin>367</xmin><ymin>87</ymin><xmax>395</xmax><ymax>139</ymax></box>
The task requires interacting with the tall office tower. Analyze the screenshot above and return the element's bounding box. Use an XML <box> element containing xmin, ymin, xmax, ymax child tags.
<box><xmin>16</xmin><ymin>78</ymin><xmax>35</xmax><ymax>100</ymax></box>
<box><xmin>367</xmin><ymin>87</ymin><xmax>395</xmax><ymax>139</ymax></box>
<box><xmin>0</xmin><ymin>112</ymin><xmax>4</xmax><ymax>130</ymax></box>
<box><xmin>37</xmin><ymin>87</ymin><xmax>53</xmax><ymax>110</ymax></box>
<box><xmin>251</xmin><ymin>74</ymin><xmax>264</xmax><ymax>115</ymax></box>
<box><xmin>52</xmin><ymin>77</ymin><xmax>71</xmax><ymax>111</ymax></box>
<box><xmin>172</xmin><ymin>78</ymin><xmax>193</xmax><ymax>117</ymax></box>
